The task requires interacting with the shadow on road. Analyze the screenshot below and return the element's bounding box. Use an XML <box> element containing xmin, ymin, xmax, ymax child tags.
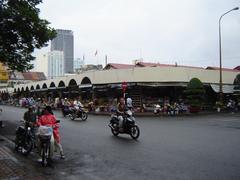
<box><xmin>109</xmin><ymin>135</ymin><xmax>140</xmax><ymax>144</ymax></box>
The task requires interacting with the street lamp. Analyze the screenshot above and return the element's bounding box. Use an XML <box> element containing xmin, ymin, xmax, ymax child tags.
<box><xmin>219</xmin><ymin>7</ymin><xmax>239</xmax><ymax>102</ymax></box>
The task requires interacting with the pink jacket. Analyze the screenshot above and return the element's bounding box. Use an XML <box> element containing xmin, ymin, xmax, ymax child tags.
<box><xmin>37</xmin><ymin>114</ymin><xmax>61</xmax><ymax>143</ymax></box>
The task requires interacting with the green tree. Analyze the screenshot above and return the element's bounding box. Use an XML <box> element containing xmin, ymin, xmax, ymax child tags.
<box><xmin>233</xmin><ymin>74</ymin><xmax>240</xmax><ymax>92</ymax></box>
<box><xmin>233</xmin><ymin>74</ymin><xmax>240</xmax><ymax>103</ymax></box>
<box><xmin>0</xmin><ymin>0</ymin><xmax>56</xmax><ymax>71</ymax></box>
<box><xmin>185</xmin><ymin>78</ymin><xmax>205</xmax><ymax>112</ymax></box>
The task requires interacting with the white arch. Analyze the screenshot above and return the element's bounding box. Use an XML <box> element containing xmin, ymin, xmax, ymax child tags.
<box><xmin>10</xmin><ymin>67</ymin><xmax>238</xmax><ymax>93</ymax></box>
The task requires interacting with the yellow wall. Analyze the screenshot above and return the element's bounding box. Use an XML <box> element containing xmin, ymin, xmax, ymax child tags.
<box><xmin>0</xmin><ymin>63</ymin><xmax>9</xmax><ymax>81</ymax></box>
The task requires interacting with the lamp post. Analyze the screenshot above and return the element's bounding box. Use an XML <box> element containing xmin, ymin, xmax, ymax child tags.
<box><xmin>219</xmin><ymin>7</ymin><xmax>239</xmax><ymax>102</ymax></box>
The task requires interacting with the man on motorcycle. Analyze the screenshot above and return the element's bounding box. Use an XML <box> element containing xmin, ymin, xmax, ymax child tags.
<box><xmin>23</xmin><ymin>106</ymin><xmax>37</xmax><ymax>134</ymax></box>
<box><xmin>24</xmin><ymin>106</ymin><xmax>37</xmax><ymax>124</ymax></box>
<box><xmin>36</xmin><ymin>106</ymin><xmax>65</xmax><ymax>159</ymax></box>
<box><xmin>117</xmin><ymin>97</ymin><xmax>126</xmax><ymax>131</ymax></box>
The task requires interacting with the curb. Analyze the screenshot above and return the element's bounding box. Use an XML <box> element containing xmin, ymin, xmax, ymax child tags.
<box><xmin>89</xmin><ymin>111</ymin><xmax>238</xmax><ymax>117</ymax></box>
<box><xmin>0</xmin><ymin>134</ymin><xmax>14</xmax><ymax>145</ymax></box>
<box><xmin>2</xmin><ymin>104</ymin><xmax>240</xmax><ymax>117</ymax></box>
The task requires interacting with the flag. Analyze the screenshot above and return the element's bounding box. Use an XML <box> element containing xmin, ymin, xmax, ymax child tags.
<box><xmin>94</xmin><ymin>50</ymin><xmax>98</xmax><ymax>56</ymax></box>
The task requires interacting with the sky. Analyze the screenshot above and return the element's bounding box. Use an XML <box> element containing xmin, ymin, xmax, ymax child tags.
<box><xmin>35</xmin><ymin>0</ymin><xmax>240</xmax><ymax>68</ymax></box>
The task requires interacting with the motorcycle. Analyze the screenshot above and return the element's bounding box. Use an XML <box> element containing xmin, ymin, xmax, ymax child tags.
<box><xmin>64</xmin><ymin>105</ymin><xmax>88</xmax><ymax>121</ymax></box>
<box><xmin>108</xmin><ymin>109</ymin><xmax>140</xmax><ymax>139</ymax></box>
<box><xmin>15</xmin><ymin>120</ymin><xmax>35</xmax><ymax>155</ymax></box>
<box><xmin>62</xmin><ymin>105</ymin><xmax>71</xmax><ymax>117</ymax></box>
<box><xmin>37</xmin><ymin>120</ymin><xmax>60</xmax><ymax>167</ymax></box>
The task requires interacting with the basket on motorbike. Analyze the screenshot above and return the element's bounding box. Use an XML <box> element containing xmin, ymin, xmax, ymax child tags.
<box><xmin>37</xmin><ymin>126</ymin><xmax>53</xmax><ymax>142</ymax></box>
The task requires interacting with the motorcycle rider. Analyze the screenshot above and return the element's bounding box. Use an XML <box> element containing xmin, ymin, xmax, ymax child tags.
<box><xmin>36</xmin><ymin>106</ymin><xmax>65</xmax><ymax>159</ymax></box>
<box><xmin>117</xmin><ymin>97</ymin><xmax>126</xmax><ymax>131</ymax></box>
<box><xmin>24</xmin><ymin>106</ymin><xmax>37</xmax><ymax>123</ymax></box>
<box><xmin>73</xmin><ymin>98</ymin><xmax>84</xmax><ymax>115</ymax></box>
<box><xmin>62</xmin><ymin>98</ymin><xmax>71</xmax><ymax>117</ymax></box>
<box><xmin>23</xmin><ymin>106</ymin><xmax>37</xmax><ymax>132</ymax></box>
<box><xmin>126</xmin><ymin>97</ymin><xmax>133</xmax><ymax>111</ymax></box>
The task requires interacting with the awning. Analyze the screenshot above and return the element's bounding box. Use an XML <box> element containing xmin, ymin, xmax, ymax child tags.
<box><xmin>210</xmin><ymin>84</ymin><xmax>234</xmax><ymax>93</ymax></box>
<box><xmin>56</xmin><ymin>86</ymin><xmax>66</xmax><ymax>89</ymax></box>
<box><xmin>93</xmin><ymin>85</ymin><xmax>109</xmax><ymax>89</ymax></box>
<box><xmin>137</xmin><ymin>82</ymin><xmax>188</xmax><ymax>87</ymax></box>
<box><xmin>48</xmin><ymin>87</ymin><xmax>56</xmax><ymax>90</ymax></box>
<box><xmin>109</xmin><ymin>83</ymin><xmax>136</xmax><ymax>89</ymax></box>
<box><xmin>79</xmin><ymin>84</ymin><xmax>92</xmax><ymax>88</ymax></box>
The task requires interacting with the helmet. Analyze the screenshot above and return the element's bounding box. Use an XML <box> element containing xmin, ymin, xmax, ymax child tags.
<box><xmin>44</xmin><ymin>106</ymin><xmax>53</xmax><ymax>114</ymax></box>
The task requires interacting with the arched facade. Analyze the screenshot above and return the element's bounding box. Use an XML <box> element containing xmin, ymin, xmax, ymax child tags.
<box><xmin>42</xmin><ymin>83</ymin><xmax>47</xmax><ymax>89</ymax></box>
<box><xmin>81</xmin><ymin>77</ymin><xmax>91</xmax><ymax>85</ymax></box>
<box><xmin>3</xmin><ymin>66</ymin><xmax>239</xmax><ymax>108</ymax></box>
<box><xmin>68</xmin><ymin>79</ymin><xmax>77</xmax><ymax>87</ymax></box>
<box><xmin>50</xmin><ymin>82</ymin><xmax>56</xmax><ymax>88</ymax></box>
<box><xmin>58</xmin><ymin>81</ymin><xmax>65</xmax><ymax>88</ymax></box>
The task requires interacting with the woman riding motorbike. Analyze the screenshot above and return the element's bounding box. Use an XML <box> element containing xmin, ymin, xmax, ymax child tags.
<box><xmin>36</xmin><ymin>106</ymin><xmax>65</xmax><ymax>159</ymax></box>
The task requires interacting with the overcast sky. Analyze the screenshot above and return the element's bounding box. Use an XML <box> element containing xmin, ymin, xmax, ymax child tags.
<box><xmin>36</xmin><ymin>0</ymin><xmax>240</xmax><ymax>68</ymax></box>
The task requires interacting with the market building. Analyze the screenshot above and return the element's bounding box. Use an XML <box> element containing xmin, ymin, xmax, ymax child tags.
<box><xmin>1</xmin><ymin>62</ymin><xmax>240</xmax><ymax>111</ymax></box>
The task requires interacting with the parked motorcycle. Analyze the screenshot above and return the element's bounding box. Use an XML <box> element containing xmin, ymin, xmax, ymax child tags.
<box><xmin>108</xmin><ymin>109</ymin><xmax>140</xmax><ymax>139</ymax></box>
<box><xmin>15</xmin><ymin>120</ymin><xmax>35</xmax><ymax>155</ymax></box>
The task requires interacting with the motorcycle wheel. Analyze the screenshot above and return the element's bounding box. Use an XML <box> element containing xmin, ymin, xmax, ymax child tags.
<box><xmin>111</xmin><ymin>123</ymin><xmax>119</xmax><ymax>136</ymax></box>
<box><xmin>41</xmin><ymin>143</ymin><xmax>49</xmax><ymax>167</ymax></box>
<box><xmin>81</xmin><ymin>112</ymin><xmax>88</xmax><ymax>121</ymax></box>
<box><xmin>69</xmin><ymin>114</ymin><xmax>75</xmax><ymax>121</ymax></box>
<box><xmin>130</xmin><ymin>125</ymin><xmax>140</xmax><ymax>140</ymax></box>
<box><xmin>21</xmin><ymin>138</ymin><xmax>33</xmax><ymax>155</ymax></box>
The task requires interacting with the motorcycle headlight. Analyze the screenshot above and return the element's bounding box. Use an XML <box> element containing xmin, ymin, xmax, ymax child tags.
<box><xmin>27</xmin><ymin>127</ymin><xmax>31</xmax><ymax>131</ymax></box>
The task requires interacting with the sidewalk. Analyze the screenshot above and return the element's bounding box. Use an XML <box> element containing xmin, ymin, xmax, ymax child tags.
<box><xmin>0</xmin><ymin>135</ymin><xmax>45</xmax><ymax>180</ymax></box>
<box><xmin>3</xmin><ymin>103</ymin><xmax>239</xmax><ymax>117</ymax></box>
<box><xmin>90</xmin><ymin>110</ymin><xmax>230</xmax><ymax>117</ymax></box>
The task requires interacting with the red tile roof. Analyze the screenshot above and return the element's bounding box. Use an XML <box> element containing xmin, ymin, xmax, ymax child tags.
<box><xmin>135</xmin><ymin>62</ymin><xmax>204</xmax><ymax>69</ymax></box>
<box><xmin>206</xmin><ymin>66</ymin><xmax>240</xmax><ymax>72</ymax></box>
<box><xmin>104</xmin><ymin>62</ymin><xmax>239</xmax><ymax>72</ymax></box>
<box><xmin>104</xmin><ymin>63</ymin><xmax>135</xmax><ymax>70</ymax></box>
<box><xmin>234</xmin><ymin>66</ymin><xmax>240</xmax><ymax>71</ymax></box>
<box><xmin>22</xmin><ymin>72</ymin><xmax>46</xmax><ymax>81</ymax></box>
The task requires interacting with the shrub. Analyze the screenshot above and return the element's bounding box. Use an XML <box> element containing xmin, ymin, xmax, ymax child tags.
<box><xmin>185</xmin><ymin>78</ymin><xmax>205</xmax><ymax>112</ymax></box>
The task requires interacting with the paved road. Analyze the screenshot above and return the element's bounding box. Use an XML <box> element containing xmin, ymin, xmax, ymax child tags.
<box><xmin>0</xmin><ymin>105</ymin><xmax>240</xmax><ymax>180</ymax></box>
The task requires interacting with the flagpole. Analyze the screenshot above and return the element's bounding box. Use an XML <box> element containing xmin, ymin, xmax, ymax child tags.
<box><xmin>105</xmin><ymin>55</ymin><xmax>108</xmax><ymax>66</ymax></box>
<box><xmin>94</xmin><ymin>50</ymin><xmax>98</xmax><ymax>65</ymax></box>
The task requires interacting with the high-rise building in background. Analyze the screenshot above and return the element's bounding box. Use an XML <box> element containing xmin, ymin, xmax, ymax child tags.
<box><xmin>48</xmin><ymin>51</ymin><xmax>64</xmax><ymax>79</ymax></box>
<box><xmin>74</xmin><ymin>58</ymin><xmax>85</xmax><ymax>72</ymax></box>
<box><xmin>34</xmin><ymin>53</ymin><xmax>48</xmax><ymax>77</ymax></box>
<box><xmin>51</xmin><ymin>29</ymin><xmax>74</xmax><ymax>73</ymax></box>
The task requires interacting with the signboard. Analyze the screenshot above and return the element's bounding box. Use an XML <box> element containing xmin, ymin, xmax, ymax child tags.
<box><xmin>0</xmin><ymin>63</ymin><xmax>8</xmax><ymax>81</ymax></box>
<box><xmin>122</xmin><ymin>81</ymin><xmax>127</xmax><ymax>93</ymax></box>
